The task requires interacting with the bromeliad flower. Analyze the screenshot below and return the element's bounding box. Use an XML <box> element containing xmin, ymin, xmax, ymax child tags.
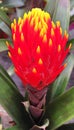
<box><xmin>7</xmin><ymin>8</ymin><xmax>71</xmax><ymax>90</ymax></box>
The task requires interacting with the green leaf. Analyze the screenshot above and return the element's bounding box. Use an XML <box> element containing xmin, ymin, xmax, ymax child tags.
<box><xmin>0</xmin><ymin>9</ymin><xmax>11</xmax><ymax>27</ymax></box>
<box><xmin>47</xmin><ymin>54</ymin><xmax>74</xmax><ymax>101</ymax></box>
<box><xmin>53</xmin><ymin>0</ymin><xmax>70</xmax><ymax>33</ymax></box>
<box><xmin>70</xmin><ymin>0</ymin><xmax>74</xmax><ymax>10</ymax></box>
<box><xmin>45</xmin><ymin>87</ymin><xmax>74</xmax><ymax>130</ymax></box>
<box><xmin>44</xmin><ymin>0</ymin><xmax>57</xmax><ymax>17</ymax></box>
<box><xmin>5</xmin><ymin>125</ymin><xmax>25</xmax><ymax>130</ymax></box>
<box><xmin>0</xmin><ymin>65</ymin><xmax>16</xmax><ymax>87</ymax></box>
<box><xmin>0</xmin><ymin>21</ymin><xmax>11</xmax><ymax>36</ymax></box>
<box><xmin>57</xmin><ymin>123</ymin><xmax>74</xmax><ymax>130</ymax></box>
<box><xmin>0</xmin><ymin>65</ymin><xmax>32</xmax><ymax>129</ymax></box>
<box><xmin>16</xmin><ymin>8</ymin><xmax>25</xmax><ymax>17</ymax></box>
<box><xmin>0</xmin><ymin>0</ymin><xmax>25</xmax><ymax>8</ymax></box>
<box><xmin>0</xmin><ymin>39</ymin><xmax>12</xmax><ymax>52</ymax></box>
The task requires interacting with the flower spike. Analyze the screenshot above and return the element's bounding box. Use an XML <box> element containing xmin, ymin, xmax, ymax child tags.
<box><xmin>7</xmin><ymin>8</ymin><xmax>70</xmax><ymax>90</ymax></box>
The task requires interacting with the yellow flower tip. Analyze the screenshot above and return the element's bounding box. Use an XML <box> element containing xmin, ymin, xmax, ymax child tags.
<box><xmin>14</xmin><ymin>19</ymin><xmax>16</xmax><ymax>24</ymax></box>
<box><xmin>58</xmin><ymin>44</ymin><xmax>61</xmax><ymax>52</ymax></box>
<box><xmin>30</xmin><ymin>18</ymin><xmax>34</xmax><ymax>26</ymax></box>
<box><xmin>21</xmin><ymin>33</ymin><xmax>24</xmax><ymax>41</ymax></box>
<box><xmin>43</xmin><ymin>22</ymin><xmax>48</xmax><ymax>31</ymax></box>
<box><xmin>49</xmin><ymin>38</ymin><xmax>52</xmax><ymax>46</ymax></box>
<box><xmin>64</xmin><ymin>30</ymin><xmax>69</xmax><ymax>39</ymax></box>
<box><xmin>21</xmin><ymin>19</ymin><xmax>24</xmax><ymax>25</ymax></box>
<box><xmin>23</xmin><ymin>13</ymin><xmax>27</xmax><ymax>21</ymax></box>
<box><xmin>18</xmin><ymin>48</ymin><xmax>22</xmax><ymax>55</ymax></box>
<box><xmin>40</xmin><ymin>27</ymin><xmax>47</xmax><ymax>37</ymax></box>
<box><xmin>38</xmin><ymin>58</ymin><xmax>43</xmax><ymax>65</ymax></box>
<box><xmin>19</xmin><ymin>24</ymin><xmax>22</xmax><ymax>32</ymax></box>
<box><xmin>8</xmin><ymin>51</ymin><xmax>11</xmax><ymax>58</ymax></box>
<box><xmin>13</xmin><ymin>33</ymin><xmax>16</xmax><ymax>41</ymax></box>
<box><xmin>66</xmin><ymin>33</ymin><xmax>69</xmax><ymax>39</ymax></box>
<box><xmin>43</xmin><ymin>34</ymin><xmax>47</xmax><ymax>42</ymax></box>
<box><xmin>51</xmin><ymin>28</ymin><xmax>55</xmax><ymax>36</ymax></box>
<box><xmin>6</xmin><ymin>41</ymin><xmax>9</xmax><ymax>47</ymax></box>
<box><xmin>40</xmin><ymin>29</ymin><xmax>44</xmax><ymax>37</ymax></box>
<box><xmin>14</xmin><ymin>25</ymin><xmax>16</xmax><ymax>32</ymax></box>
<box><xmin>64</xmin><ymin>63</ymin><xmax>67</xmax><ymax>68</ymax></box>
<box><xmin>35</xmin><ymin>16</ymin><xmax>39</xmax><ymax>24</ymax></box>
<box><xmin>32</xmin><ymin>8</ymin><xmax>41</xmax><ymax>13</ymax></box>
<box><xmin>64</xmin><ymin>30</ymin><xmax>67</xmax><ymax>35</ymax></box>
<box><xmin>43</xmin><ymin>26</ymin><xmax>47</xmax><ymax>33</ymax></box>
<box><xmin>11</xmin><ymin>23</ymin><xmax>14</xmax><ymax>29</ymax></box>
<box><xmin>52</xmin><ymin>21</ymin><xmax>56</xmax><ymax>29</ymax></box>
<box><xmin>60</xmin><ymin>27</ymin><xmax>62</xmax><ymax>35</ymax></box>
<box><xmin>11</xmin><ymin>23</ymin><xmax>16</xmax><ymax>32</ymax></box>
<box><xmin>56</xmin><ymin>21</ymin><xmax>60</xmax><ymax>27</ymax></box>
<box><xmin>34</xmin><ymin>23</ymin><xmax>38</xmax><ymax>31</ymax></box>
<box><xmin>30</xmin><ymin>8</ymin><xmax>50</xmax><ymax>30</ymax></box>
<box><xmin>38</xmin><ymin>22</ymin><xmax>42</xmax><ymax>30</ymax></box>
<box><xmin>18</xmin><ymin>17</ymin><xmax>22</xmax><ymax>25</ymax></box>
<box><xmin>32</xmin><ymin>67</ymin><xmax>37</xmax><ymax>73</ymax></box>
<box><xmin>45</xmin><ymin>12</ymin><xmax>51</xmax><ymax>21</ymax></box>
<box><xmin>69</xmin><ymin>43</ymin><xmax>72</xmax><ymax>49</ymax></box>
<box><xmin>28</xmin><ymin>11</ymin><xmax>31</xmax><ymax>20</ymax></box>
<box><xmin>36</xmin><ymin>45</ymin><xmax>41</xmax><ymax>53</ymax></box>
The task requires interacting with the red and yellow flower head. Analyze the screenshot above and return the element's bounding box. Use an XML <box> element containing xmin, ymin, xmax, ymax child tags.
<box><xmin>7</xmin><ymin>8</ymin><xmax>71</xmax><ymax>90</ymax></box>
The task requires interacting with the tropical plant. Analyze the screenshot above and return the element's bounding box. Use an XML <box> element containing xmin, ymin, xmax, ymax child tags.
<box><xmin>0</xmin><ymin>0</ymin><xmax>74</xmax><ymax>130</ymax></box>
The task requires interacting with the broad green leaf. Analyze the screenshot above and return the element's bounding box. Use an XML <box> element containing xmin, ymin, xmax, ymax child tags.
<box><xmin>0</xmin><ymin>9</ymin><xmax>11</xmax><ymax>27</ymax></box>
<box><xmin>16</xmin><ymin>8</ymin><xmax>25</xmax><ymax>17</ymax></box>
<box><xmin>0</xmin><ymin>21</ymin><xmax>11</xmax><ymax>36</ymax></box>
<box><xmin>53</xmin><ymin>0</ymin><xmax>70</xmax><ymax>33</ymax></box>
<box><xmin>46</xmin><ymin>54</ymin><xmax>74</xmax><ymax>101</ymax></box>
<box><xmin>44</xmin><ymin>0</ymin><xmax>57</xmax><ymax>17</ymax></box>
<box><xmin>0</xmin><ymin>65</ymin><xmax>17</xmax><ymax>88</ymax></box>
<box><xmin>70</xmin><ymin>0</ymin><xmax>74</xmax><ymax>10</ymax></box>
<box><xmin>5</xmin><ymin>125</ymin><xmax>25</xmax><ymax>130</ymax></box>
<box><xmin>0</xmin><ymin>39</ymin><xmax>12</xmax><ymax>52</ymax></box>
<box><xmin>0</xmin><ymin>65</ymin><xmax>32</xmax><ymax>129</ymax></box>
<box><xmin>44</xmin><ymin>87</ymin><xmax>74</xmax><ymax>130</ymax></box>
<box><xmin>0</xmin><ymin>0</ymin><xmax>25</xmax><ymax>8</ymax></box>
<box><xmin>57</xmin><ymin>123</ymin><xmax>74</xmax><ymax>130</ymax></box>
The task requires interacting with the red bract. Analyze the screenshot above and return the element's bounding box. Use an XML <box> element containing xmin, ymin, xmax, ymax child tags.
<box><xmin>7</xmin><ymin>8</ymin><xmax>71</xmax><ymax>90</ymax></box>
